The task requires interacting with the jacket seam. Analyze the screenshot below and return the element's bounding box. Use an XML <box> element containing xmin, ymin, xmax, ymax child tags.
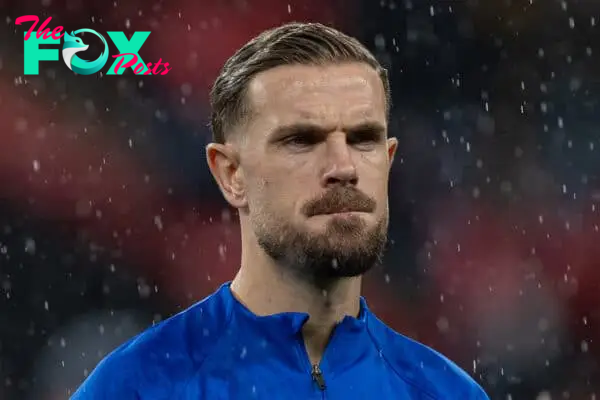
<box><xmin>178</xmin><ymin>299</ymin><xmax>236</xmax><ymax>396</ymax></box>
<box><xmin>365</xmin><ymin>319</ymin><xmax>439</xmax><ymax>400</ymax></box>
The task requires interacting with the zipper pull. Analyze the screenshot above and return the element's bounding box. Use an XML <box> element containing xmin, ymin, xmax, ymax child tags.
<box><xmin>311</xmin><ymin>364</ymin><xmax>326</xmax><ymax>390</ymax></box>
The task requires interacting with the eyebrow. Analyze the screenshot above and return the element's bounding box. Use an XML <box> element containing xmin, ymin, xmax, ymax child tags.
<box><xmin>269</xmin><ymin>121</ymin><xmax>386</xmax><ymax>141</ymax></box>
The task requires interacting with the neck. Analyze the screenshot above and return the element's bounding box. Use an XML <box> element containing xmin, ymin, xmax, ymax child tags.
<box><xmin>231</xmin><ymin>236</ymin><xmax>362</xmax><ymax>365</ymax></box>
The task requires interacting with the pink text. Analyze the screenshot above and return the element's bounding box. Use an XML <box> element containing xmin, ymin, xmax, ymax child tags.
<box><xmin>16</xmin><ymin>15</ymin><xmax>64</xmax><ymax>41</ymax></box>
<box><xmin>112</xmin><ymin>53</ymin><xmax>172</xmax><ymax>75</ymax></box>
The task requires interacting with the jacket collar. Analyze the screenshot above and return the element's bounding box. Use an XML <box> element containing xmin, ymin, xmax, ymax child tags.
<box><xmin>220</xmin><ymin>281</ymin><xmax>369</xmax><ymax>336</ymax></box>
<box><xmin>216</xmin><ymin>282</ymin><xmax>373</xmax><ymax>372</ymax></box>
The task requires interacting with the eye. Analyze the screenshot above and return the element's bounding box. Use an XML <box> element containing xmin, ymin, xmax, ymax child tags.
<box><xmin>282</xmin><ymin>134</ymin><xmax>317</xmax><ymax>149</ymax></box>
<box><xmin>347</xmin><ymin>129</ymin><xmax>383</xmax><ymax>150</ymax></box>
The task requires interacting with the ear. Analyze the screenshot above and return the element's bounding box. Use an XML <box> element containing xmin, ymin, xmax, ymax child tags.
<box><xmin>206</xmin><ymin>143</ymin><xmax>247</xmax><ymax>209</ymax></box>
<box><xmin>387</xmin><ymin>137</ymin><xmax>398</xmax><ymax>165</ymax></box>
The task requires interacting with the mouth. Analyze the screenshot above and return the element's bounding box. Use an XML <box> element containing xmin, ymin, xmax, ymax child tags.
<box><xmin>313</xmin><ymin>209</ymin><xmax>369</xmax><ymax>216</ymax></box>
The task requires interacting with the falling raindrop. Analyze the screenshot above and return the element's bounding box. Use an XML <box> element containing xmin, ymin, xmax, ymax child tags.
<box><xmin>24</xmin><ymin>238</ymin><xmax>36</xmax><ymax>254</ymax></box>
<box><xmin>154</xmin><ymin>215</ymin><xmax>163</xmax><ymax>231</ymax></box>
<box><xmin>579</xmin><ymin>340</ymin><xmax>589</xmax><ymax>353</ymax></box>
<box><xmin>436</xmin><ymin>317</ymin><xmax>449</xmax><ymax>333</ymax></box>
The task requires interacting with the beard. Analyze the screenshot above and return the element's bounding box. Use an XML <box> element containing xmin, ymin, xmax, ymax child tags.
<box><xmin>253</xmin><ymin>186</ymin><xmax>388</xmax><ymax>285</ymax></box>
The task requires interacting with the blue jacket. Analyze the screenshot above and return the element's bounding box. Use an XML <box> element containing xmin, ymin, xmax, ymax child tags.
<box><xmin>72</xmin><ymin>282</ymin><xmax>489</xmax><ymax>399</ymax></box>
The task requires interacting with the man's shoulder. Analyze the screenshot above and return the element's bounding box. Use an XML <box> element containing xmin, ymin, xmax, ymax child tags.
<box><xmin>367</xmin><ymin>314</ymin><xmax>488</xmax><ymax>399</ymax></box>
<box><xmin>71</xmin><ymin>286</ymin><xmax>232</xmax><ymax>398</ymax></box>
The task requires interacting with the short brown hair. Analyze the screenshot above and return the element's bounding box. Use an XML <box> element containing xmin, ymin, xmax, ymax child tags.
<box><xmin>209</xmin><ymin>22</ymin><xmax>390</xmax><ymax>144</ymax></box>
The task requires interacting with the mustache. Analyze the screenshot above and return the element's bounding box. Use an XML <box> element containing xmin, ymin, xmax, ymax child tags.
<box><xmin>302</xmin><ymin>186</ymin><xmax>377</xmax><ymax>216</ymax></box>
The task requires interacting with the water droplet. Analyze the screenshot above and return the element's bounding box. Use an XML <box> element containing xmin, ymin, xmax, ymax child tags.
<box><xmin>24</xmin><ymin>238</ymin><xmax>36</xmax><ymax>254</ymax></box>
<box><xmin>180</xmin><ymin>83</ymin><xmax>192</xmax><ymax>96</ymax></box>
<box><xmin>138</xmin><ymin>281</ymin><xmax>151</xmax><ymax>298</ymax></box>
<box><xmin>154</xmin><ymin>215</ymin><xmax>163</xmax><ymax>231</ymax></box>
<box><xmin>537</xmin><ymin>391</ymin><xmax>551</xmax><ymax>400</ymax></box>
<box><xmin>374</xmin><ymin>34</ymin><xmax>385</xmax><ymax>50</ymax></box>
<box><xmin>218</xmin><ymin>244</ymin><xmax>227</xmax><ymax>261</ymax></box>
<box><xmin>436</xmin><ymin>317</ymin><xmax>449</xmax><ymax>333</ymax></box>
<box><xmin>14</xmin><ymin>117</ymin><xmax>28</xmax><ymax>131</ymax></box>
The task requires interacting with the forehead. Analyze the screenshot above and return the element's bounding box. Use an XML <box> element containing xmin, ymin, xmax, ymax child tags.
<box><xmin>246</xmin><ymin>63</ymin><xmax>386</xmax><ymax>127</ymax></box>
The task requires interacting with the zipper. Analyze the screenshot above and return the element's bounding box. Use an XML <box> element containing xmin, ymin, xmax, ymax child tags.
<box><xmin>297</xmin><ymin>338</ymin><xmax>327</xmax><ymax>396</ymax></box>
<box><xmin>311</xmin><ymin>364</ymin><xmax>326</xmax><ymax>391</ymax></box>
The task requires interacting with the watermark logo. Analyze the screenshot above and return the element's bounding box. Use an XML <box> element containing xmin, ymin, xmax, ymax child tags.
<box><xmin>16</xmin><ymin>15</ymin><xmax>171</xmax><ymax>75</ymax></box>
<box><xmin>63</xmin><ymin>29</ymin><xmax>108</xmax><ymax>75</ymax></box>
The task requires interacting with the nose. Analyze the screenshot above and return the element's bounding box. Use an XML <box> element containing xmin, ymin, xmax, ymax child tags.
<box><xmin>320</xmin><ymin>133</ymin><xmax>358</xmax><ymax>187</ymax></box>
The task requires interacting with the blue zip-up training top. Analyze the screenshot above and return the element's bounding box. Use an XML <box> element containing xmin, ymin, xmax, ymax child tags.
<box><xmin>71</xmin><ymin>282</ymin><xmax>489</xmax><ymax>399</ymax></box>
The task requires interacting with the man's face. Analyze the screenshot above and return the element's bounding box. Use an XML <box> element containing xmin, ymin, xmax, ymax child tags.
<box><xmin>239</xmin><ymin>62</ymin><xmax>396</xmax><ymax>282</ymax></box>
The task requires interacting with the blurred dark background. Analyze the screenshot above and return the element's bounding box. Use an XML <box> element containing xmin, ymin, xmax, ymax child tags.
<box><xmin>1</xmin><ymin>0</ymin><xmax>600</xmax><ymax>398</ymax></box>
